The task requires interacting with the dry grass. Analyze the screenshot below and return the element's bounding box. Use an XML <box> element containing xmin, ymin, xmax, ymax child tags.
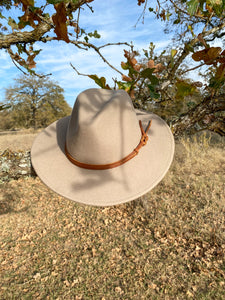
<box><xmin>0</xmin><ymin>129</ymin><xmax>41</xmax><ymax>151</ymax></box>
<box><xmin>0</xmin><ymin>133</ymin><xmax>225</xmax><ymax>299</ymax></box>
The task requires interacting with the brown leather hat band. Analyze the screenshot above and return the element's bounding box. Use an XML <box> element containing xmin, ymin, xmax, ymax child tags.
<box><xmin>65</xmin><ymin>120</ymin><xmax>152</xmax><ymax>170</ymax></box>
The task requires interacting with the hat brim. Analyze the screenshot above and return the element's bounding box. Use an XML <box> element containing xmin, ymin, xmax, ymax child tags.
<box><xmin>31</xmin><ymin>110</ymin><xmax>174</xmax><ymax>206</ymax></box>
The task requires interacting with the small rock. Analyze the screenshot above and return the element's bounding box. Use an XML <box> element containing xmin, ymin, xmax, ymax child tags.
<box><xmin>18</xmin><ymin>170</ymin><xmax>28</xmax><ymax>175</ymax></box>
<box><xmin>1</xmin><ymin>162</ymin><xmax>11</xmax><ymax>172</ymax></box>
<box><xmin>19</xmin><ymin>163</ymin><xmax>28</xmax><ymax>168</ymax></box>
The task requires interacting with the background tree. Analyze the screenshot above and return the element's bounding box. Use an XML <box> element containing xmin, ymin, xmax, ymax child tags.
<box><xmin>2</xmin><ymin>75</ymin><xmax>71</xmax><ymax>129</ymax></box>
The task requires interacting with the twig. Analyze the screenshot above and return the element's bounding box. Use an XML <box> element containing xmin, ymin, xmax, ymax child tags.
<box><xmin>134</xmin><ymin>0</ymin><xmax>148</xmax><ymax>27</ymax></box>
<box><xmin>10</xmin><ymin>56</ymin><xmax>28</xmax><ymax>75</ymax></box>
<box><xmin>98</xmin><ymin>42</ymin><xmax>131</xmax><ymax>50</ymax></box>
<box><xmin>70</xmin><ymin>63</ymin><xmax>90</xmax><ymax>77</ymax></box>
<box><xmin>7</xmin><ymin>48</ymin><xmax>51</xmax><ymax>78</ymax></box>
<box><xmin>76</xmin><ymin>7</ymin><xmax>81</xmax><ymax>40</ymax></box>
<box><xmin>70</xmin><ymin>40</ymin><xmax>125</xmax><ymax>76</ymax></box>
<box><xmin>85</xmin><ymin>3</ymin><xmax>94</xmax><ymax>13</ymax></box>
<box><xmin>169</xmin><ymin>0</ymin><xmax>207</xmax><ymax>21</ymax></box>
<box><xmin>180</xmin><ymin>62</ymin><xmax>205</xmax><ymax>75</ymax></box>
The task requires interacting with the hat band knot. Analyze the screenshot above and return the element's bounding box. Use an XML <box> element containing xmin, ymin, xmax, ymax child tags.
<box><xmin>65</xmin><ymin>119</ymin><xmax>152</xmax><ymax>170</ymax></box>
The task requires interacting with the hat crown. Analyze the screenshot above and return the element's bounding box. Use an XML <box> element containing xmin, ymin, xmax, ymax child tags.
<box><xmin>66</xmin><ymin>88</ymin><xmax>141</xmax><ymax>164</ymax></box>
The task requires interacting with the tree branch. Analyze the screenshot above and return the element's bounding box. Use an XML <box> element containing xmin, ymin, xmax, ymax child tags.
<box><xmin>70</xmin><ymin>40</ymin><xmax>130</xmax><ymax>76</ymax></box>
<box><xmin>169</xmin><ymin>0</ymin><xmax>208</xmax><ymax>21</ymax></box>
<box><xmin>172</xmin><ymin>94</ymin><xmax>225</xmax><ymax>136</ymax></box>
<box><xmin>168</xmin><ymin>20</ymin><xmax>225</xmax><ymax>81</ymax></box>
<box><xmin>0</xmin><ymin>22</ymin><xmax>52</xmax><ymax>49</ymax></box>
<box><xmin>180</xmin><ymin>62</ymin><xmax>205</xmax><ymax>75</ymax></box>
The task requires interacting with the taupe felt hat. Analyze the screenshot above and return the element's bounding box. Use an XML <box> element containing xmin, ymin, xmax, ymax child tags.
<box><xmin>31</xmin><ymin>88</ymin><xmax>174</xmax><ymax>206</ymax></box>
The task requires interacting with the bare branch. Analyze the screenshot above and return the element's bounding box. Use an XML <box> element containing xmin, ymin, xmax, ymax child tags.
<box><xmin>70</xmin><ymin>63</ymin><xmax>90</xmax><ymax>77</ymax></box>
<box><xmin>7</xmin><ymin>48</ymin><xmax>52</xmax><ymax>78</ymax></box>
<box><xmin>98</xmin><ymin>42</ymin><xmax>132</xmax><ymax>50</ymax></box>
<box><xmin>180</xmin><ymin>62</ymin><xmax>205</xmax><ymax>75</ymax></box>
<box><xmin>85</xmin><ymin>3</ymin><xmax>94</xmax><ymax>13</ymax></box>
<box><xmin>134</xmin><ymin>0</ymin><xmax>148</xmax><ymax>27</ymax></box>
<box><xmin>70</xmin><ymin>40</ymin><xmax>128</xmax><ymax>76</ymax></box>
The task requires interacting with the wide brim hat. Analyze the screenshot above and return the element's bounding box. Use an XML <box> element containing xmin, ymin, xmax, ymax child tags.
<box><xmin>31</xmin><ymin>88</ymin><xmax>174</xmax><ymax>207</ymax></box>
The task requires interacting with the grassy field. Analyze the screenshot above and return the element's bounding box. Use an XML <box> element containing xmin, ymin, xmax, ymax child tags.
<box><xmin>0</xmin><ymin>133</ymin><xmax>225</xmax><ymax>299</ymax></box>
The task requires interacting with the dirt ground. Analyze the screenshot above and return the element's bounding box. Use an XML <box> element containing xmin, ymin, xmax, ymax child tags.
<box><xmin>0</xmin><ymin>131</ymin><xmax>40</xmax><ymax>151</ymax></box>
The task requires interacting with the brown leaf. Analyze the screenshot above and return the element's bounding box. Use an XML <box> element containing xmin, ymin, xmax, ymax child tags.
<box><xmin>26</xmin><ymin>54</ymin><xmax>36</xmax><ymax>68</ymax></box>
<box><xmin>205</xmin><ymin>47</ymin><xmax>221</xmax><ymax>64</ymax></box>
<box><xmin>215</xmin><ymin>63</ymin><xmax>225</xmax><ymax>80</ymax></box>
<box><xmin>130</xmin><ymin>57</ymin><xmax>137</xmax><ymax>66</ymax></box>
<box><xmin>129</xmin><ymin>89</ymin><xmax>135</xmax><ymax>99</ymax></box>
<box><xmin>133</xmin><ymin>64</ymin><xmax>141</xmax><ymax>71</ymax></box>
<box><xmin>138</xmin><ymin>0</ymin><xmax>145</xmax><ymax>5</ymax></box>
<box><xmin>122</xmin><ymin>75</ymin><xmax>132</xmax><ymax>82</ymax></box>
<box><xmin>197</xmin><ymin>33</ymin><xmax>207</xmax><ymax>48</ymax></box>
<box><xmin>192</xmin><ymin>49</ymin><xmax>208</xmax><ymax>62</ymax></box>
<box><xmin>154</xmin><ymin>63</ymin><xmax>164</xmax><ymax>73</ymax></box>
<box><xmin>192</xmin><ymin>47</ymin><xmax>221</xmax><ymax>64</ymax></box>
<box><xmin>218</xmin><ymin>50</ymin><xmax>225</xmax><ymax>63</ymax></box>
<box><xmin>147</xmin><ymin>59</ymin><xmax>154</xmax><ymax>69</ymax></box>
<box><xmin>123</xmin><ymin>50</ymin><xmax>138</xmax><ymax>68</ymax></box>
<box><xmin>52</xmin><ymin>2</ymin><xmax>70</xmax><ymax>43</ymax></box>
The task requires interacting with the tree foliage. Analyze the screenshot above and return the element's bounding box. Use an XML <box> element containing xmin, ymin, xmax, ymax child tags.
<box><xmin>0</xmin><ymin>0</ymin><xmax>224</xmax><ymax>135</ymax></box>
<box><xmin>1</xmin><ymin>75</ymin><xmax>71</xmax><ymax>129</ymax></box>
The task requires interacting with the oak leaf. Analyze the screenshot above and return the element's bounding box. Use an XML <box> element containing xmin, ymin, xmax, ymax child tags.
<box><xmin>133</xmin><ymin>64</ymin><xmax>141</xmax><ymax>71</ymax></box>
<box><xmin>147</xmin><ymin>59</ymin><xmax>154</xmax><ymax>69</ymax></box>
<box><xmin>122</xmin><ymin>75</ymin><xmax>132</xmax><ymax>82</ymax></box>
<box><xmin>192</xmin><ymin>47</ymin><xmax>221</xmax><ymax>64</ymax></box>
<box><xmin>52</xmin><ymin>2</ymin><xmax>70</xmax><ymax>43</ymax></box>
<box><xmin>26</xmin><ymin>54</ymin><xmax>36</xmax><ymax>68</ymax></box>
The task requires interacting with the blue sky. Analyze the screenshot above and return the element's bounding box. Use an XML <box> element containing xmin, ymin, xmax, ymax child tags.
<box><xmin>0</xmin><ymin>0</ymin><xmax>173</xmax><ymax>107</ymax></box>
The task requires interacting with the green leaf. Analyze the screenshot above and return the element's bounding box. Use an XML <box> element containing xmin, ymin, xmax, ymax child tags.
<box><xmin>88</xmin><ymin>30</ymin><xmax>101</xmax><ymax>39</ymax></box>
<box><xmin>16</xmin><ymin>44</ymin><xmax>24</xmax><ymax>55</ymax></box>
<box><xmin>148</xmin><ymin>85</ymin><xmax>160</xmax><ymax>99</ymax></box>
<box><xmin>173</xmin><ymin>18</ymin><xmax>181</xmax><ymax>24</ymax></box>
<box><xmin>175</xmin><ymin>81</ymin><xmax>197</xmax><ymax>100</ymax></box>
<box><xmin>116</xmin><ymin>81</ymin><xmax>132</xmax><ymax>92</ymax></box>
<box><xmin>8</xmin><ymin>17</ymin><xmax>18</xmax><ymax>30</ymax></box>
<box><xmin>121</xmin><ymin>62</ymin><xmax>129</xmax><ymax>70</ymax></box>
<box><xmin>33</xmin><ymin>49</ymin><xmax>42</xmax><ymax>55</ymax></box>
<box><xmin>0</xmin><ymin>12</ymin><xmax>6</xmax><ymax>19</ymax></box>
<box><xmin>187</xmin><ymin>0</ymin><xmax>199</xmax><ymax>15</ymax></box>
<box><xmin>171</xmin><ymin>49</ymin><xmax>177</xmax><ymax>58</ymax></box>
<box><xmin>140</xmin><ymin>68</ymin><xmax>159</xmax><ymax>86</ymax></box>
<box><xmin>188</xmin><ymin>25</ymin><xmax>194</xmax><ymax>37</ymax></box>
<box><xmin>143</xmin><ymin>49</ymin><xmax>149</xmax><ymax>58</ymax></box>
<box><xmin>166</xmin><ymin>11</ymin><xmax>172</xmax><ymax>21</ymax></box>
<box><xmin>88</xmin><ymin>75</ymin><xmax>110</xmax><ymax>89</ymax></box>
<box><xmin>140</xmin><ymin>68</ymin><xmax>154</xmax><ymax>79</ymax></box>
<box><xmin>185</xmin><ymin>43</ymin><xmax>194</xmax><ymax>53</ymax></box>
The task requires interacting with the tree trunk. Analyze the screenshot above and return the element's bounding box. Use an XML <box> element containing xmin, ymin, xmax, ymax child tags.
<box><xmin>32</xmin><ymin>107</ymin><xmax>37</xmax><ymax>130</ymax></box>
<box><xmin>172</xmin><ymin>95</ymin><xmax>225</xmax><ymax>136</ymax></box>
